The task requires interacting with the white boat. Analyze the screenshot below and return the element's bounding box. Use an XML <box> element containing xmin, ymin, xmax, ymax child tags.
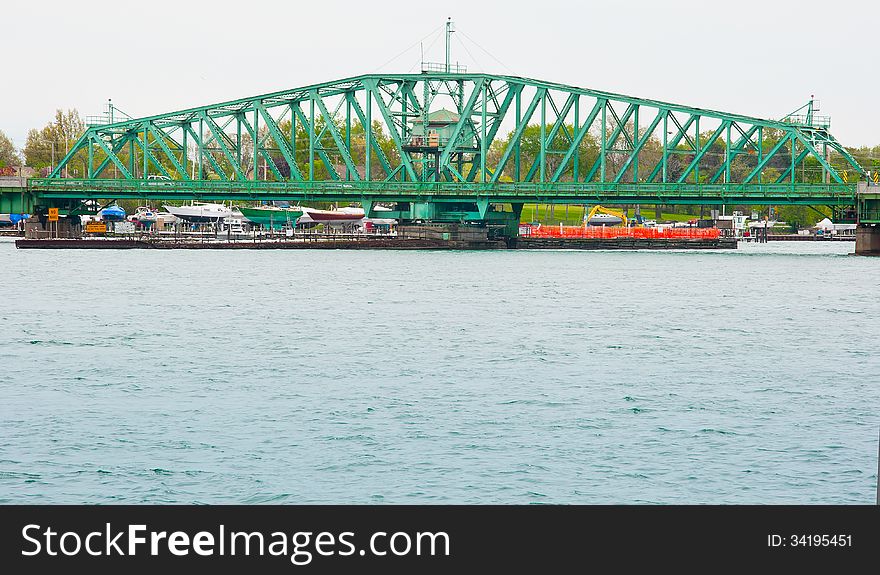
<box><xmin>163</xmin><ymin>202</ymin><xmax>234</xmax><ymax>223</ymax></box>
<box><xmin>586</xmin><ymin>213</ymin><xmax>623</xmax><ymax>226</ymax></box>
<box><xmin>129</xmin><ymin>206</ymin><xmax>159</xmax><ymax>224</ymax></box>
<box><xmin>299</xmin><ymin>206</ymin><xmax>365</xmax><ymax>224</ymax></box>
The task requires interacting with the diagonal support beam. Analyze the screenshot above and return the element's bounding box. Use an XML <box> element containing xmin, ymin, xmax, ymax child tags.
<box><xmin>183</xmin><ymin>124</ymin><xmax>228</xmax><ymax>180</ymax></box>
<box><xmin>584</xmin><ymin>103</ymin><xmax>636</xmax><ymax>182</ymax></box>
<box><xmin>550</xmin><ymin>98</ymin><xmax>603</xmax><ymax>182</ymax></box>
<box><xmin>346</xmin><ymin>92</ymin><xmax>393</xmax><ymax>179</ymax></box>
<box><xmin>437</xmin><ymin>77</ymin><xmax>485</xmax><ymax>175</ymax></box>
<box><xmin>676</xmin><ymin>121</ymin><xmax>729</xmax><ymax>183</ymax></box>
<box><xmin>292</xmin><ymin>103</ymin><xmax>341</xmax><ymax>181</ymax></box>
<box><xmin>200</xmin><ymin>111</ymin><xmax>247</xmax><ymax>180</ymax></box>
<box><xmin>708</xmin><ymin>124</ymin><xmax>759</xmax><ymax>183</ymax></box>
<box><xmin>645</xmin><ymin>113</ymin><xmax>697</xmax><ymax>182</ymax></box>
<box><xmin>490</xmin><ymin>87</ymin><xmax>543</xmax><ymax>183</ymax></box>
<box><xmin>132</xmin><ymin>129</ymin><xmax>174</xmax><ymax>180</ymax></box>
<box><xmin>525</xmin><ymin>93</ymin><xmax>577</xmax><ymax>182</ymax></box>
<box><xmin>743</xmin><ymin>135</ymin><xmax>790</xmax><ymax>183</ymax></box>
<box><xmin>147</xmin><ymin>124</ymin><xmax>190</xmax><ymax>179</ymax></box>
<box><xmin>612</xmin><ymin>110</ymin><xmax>665</xmax><ymax>183</ymax></box>
<box><xmin>313</xmin><ymin>93</ymin><xmax>361</xmax><ymax>181</ymax></box>
<box><xmin>91</xmin><ymin>133</ymin><xmax>133</xmax><ymax>179</ymax></box>
<box><xmin>363</xmin><ymin>78</ymin><xmax>417</xmax><ymax>181</ymax></box>
<box><xmin>256</xmin><ymin>103</ymin><xmax>304</xmax><ymax>180</ymax></box>
<box><xmin>238</xmin><ymin>112</ymin><xmax>284</xmax><ymax>181</ymax></box>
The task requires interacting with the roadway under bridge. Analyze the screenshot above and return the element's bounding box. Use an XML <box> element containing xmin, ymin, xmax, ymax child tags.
<box><xmin>4</xmin><ymin>72</ymin><xmax>880</xmax><ymax>249</ymax></box>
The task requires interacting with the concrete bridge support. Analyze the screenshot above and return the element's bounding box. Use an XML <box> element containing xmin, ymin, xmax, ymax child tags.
<box><xmin>856</xmin><ymin>186</ymin><xmax>880</xmax><ymax>256</ymax></box>
<box><xmin>855</xmin><ymin>225</ymin><xmax>880</xmax><ymax>256</ymax></box>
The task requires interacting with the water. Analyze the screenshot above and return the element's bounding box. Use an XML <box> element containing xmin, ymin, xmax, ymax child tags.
<box><xmin>1</xmin><ymin>239</ymin><xmax>878</xmax><ymax>504</ymax></box>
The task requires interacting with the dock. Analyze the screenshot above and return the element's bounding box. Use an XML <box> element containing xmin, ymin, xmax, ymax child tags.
<box><xmin>15</xmin><ymin>235</ymin><xmax>737</xmax><ymax>250</ymax></box>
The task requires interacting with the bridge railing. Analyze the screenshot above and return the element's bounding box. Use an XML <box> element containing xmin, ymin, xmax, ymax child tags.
<box><xmin>26</xmin><ymin>178</ymin><xmax>858</xmax><ymax>202</ymax></box>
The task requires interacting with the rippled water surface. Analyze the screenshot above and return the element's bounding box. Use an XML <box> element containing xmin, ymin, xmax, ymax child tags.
<box><xmin>1</xmin><ymin>239</ymin><xmax>878</xmax><ymax>503</ymax></box>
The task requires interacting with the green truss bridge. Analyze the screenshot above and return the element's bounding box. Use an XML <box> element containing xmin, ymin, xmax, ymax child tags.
<box><xmin>7</xmin><ymin>71</ymin><xmax>880</xmax><ymax>244</ymax></box>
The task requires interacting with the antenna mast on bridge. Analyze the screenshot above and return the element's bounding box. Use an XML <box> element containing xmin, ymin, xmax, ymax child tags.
<box><xmin>446</xmin><ymin>17</ymin><xmax>454</xmax><ymax>73</ymax></box>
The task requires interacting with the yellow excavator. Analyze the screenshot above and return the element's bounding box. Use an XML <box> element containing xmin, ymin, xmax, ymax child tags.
<box><xmin>584</xmin><ymin>205</ymin><xmax>628</xmax><ymax>227</ymax></box>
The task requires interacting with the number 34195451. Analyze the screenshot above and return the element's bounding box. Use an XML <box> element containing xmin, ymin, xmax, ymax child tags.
<box><xmin>768</xmin><ymin>534</ymin><xmax>852</xmax><ymax>547</ymax></box>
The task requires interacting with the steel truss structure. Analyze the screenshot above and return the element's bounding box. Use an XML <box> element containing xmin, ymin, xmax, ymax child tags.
<box><xmin>30</xmin><ymin>73</ymin><xmax>865</xmax><ymax>213</ymax></box>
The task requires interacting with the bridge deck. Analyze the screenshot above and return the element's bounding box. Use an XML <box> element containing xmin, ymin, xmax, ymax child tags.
<box><xmin>25</xmin><ymin>179</ymin><xmax>857</xmax><ymax>206</ymax></box>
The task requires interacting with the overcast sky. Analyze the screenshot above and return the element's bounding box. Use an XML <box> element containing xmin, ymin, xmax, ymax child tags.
<box><xmin>4</xmin><ymin>0</ymin><xmax>877</xmax><ymax>149</ymax></box>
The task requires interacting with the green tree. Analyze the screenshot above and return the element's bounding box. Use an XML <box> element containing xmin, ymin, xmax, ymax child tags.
<box><xmin>0</xmin><ymin>130</ymin><xmax>21</xmax><ymax>168</ymax></box>
<box><xmin>24</xmin><ymin>109</ymin><xmax>86</xmax><ymax>175</ymax></box>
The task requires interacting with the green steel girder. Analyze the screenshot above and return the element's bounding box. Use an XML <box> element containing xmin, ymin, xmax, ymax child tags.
<box><xmin>677</xmin><ymin>121</ymin><xmax>729</xmax><ymax>184</ymax></box>
<box><xmin>313</xmin><ymin>93</ymin><xmax>360</xmax><ymax>181</ymax></box>
<box><xmin>708</xmin><ymin>124</ymin><xmax>759</xmax><ymax>183</ymax></box>
<box><xmin>612</xmin><ymin>109</ymin><xmax>665</xmax><ymax>184</ymax></box>
<box><xmin>291</xmin><ymin>100</ymin><xmax>341</xmax><ymax>181</ymax></box>
<box><xmin>27</xmin><ymin>178</ymin><xmax>857</xmax><ymax>206</ymax></box>
<box><xmin>345</xmin><ymin>92</ymin><xmax>393</xmax><ymax>179</ymax></box>
<box><xmin>42</xmin><ymin>72</ymin><xmax>865</xmax><ymax>206</ymax></box>
<box><xmin>584</xmin><ymin>102</ymin><xmax>637</xmax><ymax>183</ymax></box>
<box><xmin>256</xmin><ymin>102</ymin><xmax>304</xmax><ymax>180</ymax></box>
<box><xmin>491</xmin><ymin>86</ymin><xmax>542</xmax><ymax>183</ymax></box>
<box><xmin>550</xmin><ymin>99</ymin><xmax>604</xmax><ymax>182</ymax></box>
<box><xmin>183</xmin><ymin>124</ymin><xmax>228</xmax><ymax>181</ymax></box>
<box><xmin>200</xmin><ymin>112</ymin><xmax>247</xmax><ymax>180</ymax></box>
<box><xmin>147</xmin><ymin>124</ymin><xmax>189</xmax><ymax>179</ymax></box>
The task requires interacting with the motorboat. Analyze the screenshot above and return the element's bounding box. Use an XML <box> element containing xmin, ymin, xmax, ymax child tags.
<box><xmin>163</xmin><ymin>202</ymin><xmax>234</xmax><ymax>223</ymax></box>
<box><xmin>239</xmin><ymin>205</ymin><xmax>303</xmax><ymax>230</ymax></box>
<box><xmin>129</xmin><ymin>206</ymin><xmax>159</xmax><ymax>226</ymax></box>
<box><xmin>299</xmin><ymin>206</ymin><xmax>365</xmax><ymax>224</ymax></box>
<box><xmin>99</xmin><ymin>205</ymin><xmax>126</xmax><ymax>222</ymax></box>
<box><xmin>586</xmin><ymin>213</ymin><xmax>623</xmax><ymax>226</ymax></box>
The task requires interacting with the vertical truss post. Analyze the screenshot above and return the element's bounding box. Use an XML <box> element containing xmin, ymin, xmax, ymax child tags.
<box><xmin>633</xmin><ymin>105</ymin><xmax>639</xmax><ymax>183</ymax></box>
<box><xmin>694</xmin><ymin>116</ymin><xmax>700</xmax><ymax>183</ymax></box>
<box><xmin>198</xmin><ymin>118</ymin><xmax>204</xmax><ymax>179</ymax></box>
<box><xmin>823</xmin><ymin>141</ymin><xmax>829</xmax><ymax>184</ymax></box>
<box><xmin>790</xmin><ymin>133</ymin><xmax>796</xmax><ymax>185</ymax></box>
<box><xmin>142</xmin><ymin>124</ymin><xmax>148</xmax><ymax>178</ymax></box>
<box><xmin>662</xmin><ymin>111</ymin><xmax>668</xmax><ymax>183</ymax></box>
<box><xmin>725</xmin><ymin>123</ymin><xmax>731</xmax><ymax>183</ymax></box>
<box><xmin>87</xmin><ymin>137</ymin><xmax>94</xmax><ymax>178</ymax></box>
<box><xmin>515</xmin><ymin>88</ymin><xmax>521</xmax><ymax>181</ymax></box>
<box><xmin>236</xmin><ymin>116</ymin><xmax>242</xmax><ymax>173</ymax></box>
<box><xmin>573</xmin><ymin>97</ymin><xmax>579</xmax><ymax>182</ymax></box>
<box><xmin>253</xmin><ymin>108</ymin><xmax>260</xmax><ymax>180</ymax></box>
<box><xmin>290</xmin><ymin>102</ymin><xmax>297</xmax><ymax>172</ymax></box>
<box><xmin>612</xmin><ymin>110</ymin><xmax>663</xmax><ymax>184</ymax></box>
<box><xmin>182</xmin><ymin>126</ymin><xmax>188</xmax><ymax>178</ymax></box>
<box><xmin>551</xmin><ymin>99</ymin><xmax>602</xmax><ymax>182</ymax></box>
<box><xmin>540</xmin><ymin>90</ymin><xmax>546</xmax><ymax>183</ymax></box>
<box><xmin>481</xmin><ymin>82</ymin><xmax>487</xmax><ymax>182</ymax></box>
<box><xmin>365</xmin><ymin>87</ymin><xmax>372</xmax><ymax>181</ymax></box>
<box><xmin>600</xmin><ymin>102</ymin><xmax>607</xmax><ymax>183</ymax></box>
<box><xmin>744</xmin><ymin>135</ymin><xmax>788</xmax><ymax>183</ymax></box>
<box><xmin>309</xmin><ymin>95</ymin><xmax>315</xmax><ymax>180</ymax></box>
<box><xmin>757</xmin><ymin>126</ymin><xmax>763</xmax><ymax>184</ymax></box>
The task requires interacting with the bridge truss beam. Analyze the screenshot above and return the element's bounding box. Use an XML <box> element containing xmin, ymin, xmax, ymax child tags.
<box><xmin>33</xmin><ymin>73</ymin><xmax>865</xmax><ymax>203</ymax></box>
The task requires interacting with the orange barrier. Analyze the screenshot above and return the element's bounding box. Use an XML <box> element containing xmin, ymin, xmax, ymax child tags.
<box><xmin>523</xmin><ymin>225</ymin><xmax>720</xmax><ymax>239</ymax></box>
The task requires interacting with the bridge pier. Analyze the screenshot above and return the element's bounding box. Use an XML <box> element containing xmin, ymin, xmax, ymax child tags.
<box><xmin>856</xmin><ymin>185</ymin><xmax>880</xmax><ymax>256</ymax></box>
<box><xmin>855</xmin><ymin>225</ymin><xmax>880</xmax><ymax>256</ymax></box>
